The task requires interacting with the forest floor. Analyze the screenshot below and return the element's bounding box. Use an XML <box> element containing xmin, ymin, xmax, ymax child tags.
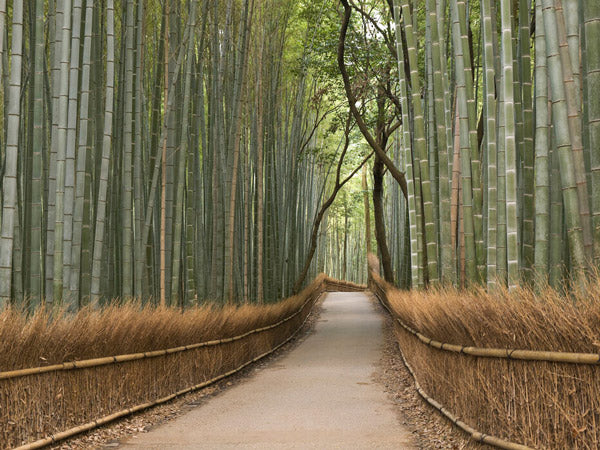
<box><xmin>52</xmin><ymin>292</ymin><xmax>483</xmax><ymax>449</ymax></box>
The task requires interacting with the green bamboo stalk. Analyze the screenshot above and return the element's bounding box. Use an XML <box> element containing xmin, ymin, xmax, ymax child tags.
<box><xmin>256</xmin><ymin>27</ymin><xmax>265</xmax><ymax>302</ymax></box>
<box><xmin>392</xmin><ymin>0</ymin><xmax>418</xmax><ymax>288</ymax></box>
<box><xmin>63</xmin><ymin>0</ymin><xmax>83</xmax><ymax>309</ymax></box>
<box><xmin>29</xmin><ymin>0</ymin><xmax>45</xmax><ymax>306</ymax></box>
<box><xmin>534</xmin><ymin>0</ymin><xmax>550</xmax><ymax>287</ymax></box>
<box><xmin>500</xmin><ymin>0</ymin><xmax>520</xmax><ymax>290</ymax></box>
<box><xmin>171</xmin><ymin>0</ymin><xmax>197</xmax><ymax>306</ymax></box>
<box><xmin>586</xmin><ymin>0</ymin><xmax>600</xmax><ymax>263</ymax></box>
<box><xmin>193</xmin><ymin>44</ymin><xmax>206</xmax><ymax>301</ymax></box>
<box><xmin>496</xmin><ymin>62</ymin><xmax>507</xmax><ymax>284</ymax></box>
<box><xmin>562</xmin><ymin>0</ymin><xmax>581</xmax><ymax>101</ymax></box>
<box><xmin>519</xmin><ymin>0</ymin><xmax>534</xmax><ymax>279</ymax></box>
<box><xmin>481</xmin><ymin>0</ymin><xmax>497</xmax><ymax>288</ymax></box>
<box><xmin>555</xmin><ymin>0</ymin><xmax>592</xmax><ymax>262</ymax></box>
<box><xmin>45</xmin><ymin>1</ymin><xmax>66</xmax><ymax>303</ymax></box>
<box><xmin>90</xmin><ymin>0</ymin><xmax>115</xmax><ymax>305</ymax></box>
<box><xmin>426</xmin><ymin>0</ymin><xmax>453</xmax><ymax>283</ymax></box>
<box><xmin>401</xmin><ymin>0</ymin><xmax>439</xmax><ymax>284</ymax></box>
<box><xmin>542</xmin><ymin>0</ymin><xmax>587</xmax><ymax>280</ymax></box>
<box><xmin>0</xmin><ymin>0</ymin><xmax>24</xmax><ymax>306</ymax></box>
<box><xmin>163</xmin><ymin>2</ymin><xmax>179</xmax><ymax>303</ymax></box>
<box><xmin>425</xmin><ymin>25</ymin><xmax>439</xmax><ymax>272</ymax></box>
<box><xmin>133</xmin><ymin>0</ymin><xmax>145</xmax><ymax>300</ymax></box>
<box><xmin>450</xmin><ymin>0</ymin><xmax>477</xmax><ymax>283</ymax></box>
<box><xmin>242</xmin><ymin>134</ymin><xmax>250</xmax><ymax>302</ymax></box>
<box><xmin>12</xmin><ymin>199</ymin><xmax>23</xmax><ymax>302</ymax></box>
<box><xmin>436</xmin><ymin>0</ymin><xmax>454</xmax><ymax>182</ymax></box>
<box><xmin>185</xmin><ymin>33</ymin><xmax>205</xmax><ymax>306</ymax></box>
<box><xmin>0</xmin><ymin>1</ymin><xmax>4</xmax><ymax>168</ymax></box>
<box><xmin>120</xmin><ymin>0</ymin><xmax>135</xmax><ymax>299</ymax></box>
<box><xmin>53</xmin><ymin>0</ymin><xmax>74</xmax><ymax>303</ymax></box>
<box><xmin>160</xmin><ymin>4</ymin><xmax>169</xmax><ymax>306</ymax></box>
<box><xmin>70</xmin><ymin>0</ymin><xmax>95</xmax><ymax>305</ymax></box>
<box><xmin>454</xmin><ymin>0</ymin><xmax>483</xmax><ymax>272</ymax></box>
<box><xmin>0</xmin><ymin>1</ymin><xmax>4</xmax><ymax>85</ymax></box>
<box><xmin>225</xmin><ymin>0</ymin><xmax>251</xmax><ymax>302</ymax></box>
<box><xmin>549</xmin><ymin>140</ymin><xmax>564</xmax><ymax>287</ymax></box>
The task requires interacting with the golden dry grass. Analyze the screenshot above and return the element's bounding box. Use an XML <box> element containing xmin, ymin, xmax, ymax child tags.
<box><xmin>0</xmin><ymin>275</ymin><xmax>364</xmax><ymax>448</ymax></box>
<box><xmin>371</xmin><ymin>273</ymin><xmax>600</xmax><ymax>448</ymax></box>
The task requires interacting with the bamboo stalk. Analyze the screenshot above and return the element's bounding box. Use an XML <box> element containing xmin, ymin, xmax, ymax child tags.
<box><xmin>401</xmin><ymin>1</ymin><xmax>439</xmax><ymax>284</ymax></box>
<box><xmin>534</xmin><ymin>1</ymin><xmax>550</xmax><ymax>287</ymax></box>
<box><xmin>541</xmin><ymin>0</ymin><xmax>587</xmax><ymax>280</ymax></box>
<box><xmin>0</xmin><ymin>0</ymin><xmax>25</xmax><ymax>305</ymax></box>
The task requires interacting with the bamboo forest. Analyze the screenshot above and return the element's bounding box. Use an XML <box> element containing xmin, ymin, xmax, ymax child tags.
<box><xmin>2</xmin><ymin>0</ymin><xmax>600</xmax><ymax>449</ymax></box>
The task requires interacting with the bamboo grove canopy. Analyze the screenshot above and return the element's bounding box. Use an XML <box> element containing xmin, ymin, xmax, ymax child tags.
<box><xmin>341</xmin><ymin>0</ymin><xmax>600</xmax><ymax>291</ymax></box>
<box><xmin>0</xmin><ymin>0</ymin><xmax>599</xmax><ymax>309</ymax></box>
<box><xmin>0</xmin><ymin>0</ymin><xmax>357</xmax><ymax>309</ymax></box>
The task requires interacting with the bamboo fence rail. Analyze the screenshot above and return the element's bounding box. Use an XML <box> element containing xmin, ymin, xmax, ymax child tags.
<box><xmin>370</xmin><ymin>274</ymin><xmax>600</xmax><ymax>365</ymax></box>
<box><xmin>2</xmin><ymin>293</ymin><xmax>312</xmax><ymax>380</ymax></box>
<box><xmin>1</xmin><ymin>279</ymin><xmax>364</xmax><ymax>381</ymax></box>
<box><xmin>394</xmin><ymin>340</ymin><xmax>533</xmax><ymax>450</ymax></box>
<box><xmin>13</xmin><ymin>294</ymin><xmax>317</xmax><ymax>450</ymax></box>
<box><xmin>2</xmin><ymin>277</ymin><xmax>363</xmax><ymax>449</ymax></box>
<box><xmin>368</xmin><ymin>273</ymin><xmax>572</xmax><ymax>449</ymax></box>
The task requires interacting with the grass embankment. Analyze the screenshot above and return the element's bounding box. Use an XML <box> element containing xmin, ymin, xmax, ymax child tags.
<box><xmin>372</xmin><ymin>273</ymin><xmax>600</xmax><ymax>449</ymax></box>
<box><xmin>0</xmin><ymin>275</ymin><xmax>364</xmax><ymax>449</ymax></box>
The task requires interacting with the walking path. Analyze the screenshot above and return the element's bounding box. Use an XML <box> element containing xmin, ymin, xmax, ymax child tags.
<box><xmin>121</xmin><ymin>292</ymin><xmax>416</xmax><ymax>449</ymax></box>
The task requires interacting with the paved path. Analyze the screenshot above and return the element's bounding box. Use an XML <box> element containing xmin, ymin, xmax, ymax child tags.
<box><xmin>122</xmin><ymin>292</ymin><xmax>415</xmax><ymax>449</ymax></box>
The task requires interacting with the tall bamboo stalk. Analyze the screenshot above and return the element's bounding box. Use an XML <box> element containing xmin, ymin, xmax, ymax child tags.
<box><xmin>542</xmin><ymin>0</ymin><xmax>586</xmax><ymax>279</ymax></box>
<box><xmin>534</xmin><ymin>0</ymin><xmax>550</xmax><ymax>287</ymax></box>
<box><xmin>450</xmin><ymin>0</ymin><xmax>477</xmax><ymax>283</ymax></box>
<box><xmin>426</xmin><ymin>0</ymin><xmax>453</xmax><ymax>283</ymax></box>
<box><xmin>29</xmin><ymin>0</ymin><xmax>45</xmax><ymax>306</ymax></box>
<box><xmin>500</xmin><ymin>0</ymin><xmax>520</xmax><ymax>290</ymax></box>
<box><xmin>90</xmin><ymin>0</ymin><xmax>115</xmax><ymax>305</ymax></box>
<box><xmin>481</xmin><ymin>0</ymin><xmax>497</xmax><ymax>288</ymax></box>
<box><xmin>587</xmin><ymin>0</ymin><xmax>600</xmax><ymax>265</ymax></box>
<box><xmin>0</xmin><ymin>0</ymin><xmax>24</xmax><ymax>306</ymax></box>
<box><xmin>402</xmin><ymin>0</ymin><xmax>439</xmax><ymax>284</ymax></box>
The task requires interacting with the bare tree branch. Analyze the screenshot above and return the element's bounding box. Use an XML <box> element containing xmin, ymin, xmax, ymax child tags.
<box><xmin>337</xmin><ymin>0</ymin><xmax>408</xmax><ymax>199</ymax></box>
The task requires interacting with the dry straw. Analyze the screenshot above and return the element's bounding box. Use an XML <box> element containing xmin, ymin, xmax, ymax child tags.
<box><xmin>370</xmin><ymin>272</ymin><xmax>600</xmax><ymax>449</ymax></box>
<box><xmin>1</xmin><ymin>276</ymin><xmax>364</xmax><ymax>449</ymax></box>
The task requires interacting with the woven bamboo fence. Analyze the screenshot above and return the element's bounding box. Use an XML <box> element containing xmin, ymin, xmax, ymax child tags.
<box><xmin>369</xmin><ymin>272</ymin><xmax>600</xmax><ymax>449</ymax></box>
<box><xmin>1</xmin><ymin>276</ymin><xmax>364</xmax><ymax>449</ymax></box>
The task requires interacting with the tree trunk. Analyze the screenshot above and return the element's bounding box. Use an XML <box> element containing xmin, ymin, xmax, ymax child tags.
<box><xmin>372</xmin><ymin>155</ymin><xmax>394</xmax><ymax>283</ymax></box>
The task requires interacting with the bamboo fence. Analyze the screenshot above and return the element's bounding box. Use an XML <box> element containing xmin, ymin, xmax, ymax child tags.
<box><xmin>369</xmin><ymin>273</ymin><xmax>600</xmax><ymax>365</ymax></box>
<box><xmin>369</xmin><ymin>272</ymin><xmax>600</xmax><ymax>448</ymax></box>
<box><xmin>2</xmin><ymin>277</ymin><xmax>363</xmax><ymax>449</ymax></box>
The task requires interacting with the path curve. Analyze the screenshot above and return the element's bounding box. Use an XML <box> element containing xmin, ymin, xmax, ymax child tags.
<box><xmin>121</xmin><ymin>292</ymin><xmax>416</xmax><ymax>449</ymax></box>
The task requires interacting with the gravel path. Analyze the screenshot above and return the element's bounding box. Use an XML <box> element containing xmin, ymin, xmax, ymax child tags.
<box><xmin>120</xmin><ymin>292</ymin><xmax>416</xmax><ymax>449</ymax></box>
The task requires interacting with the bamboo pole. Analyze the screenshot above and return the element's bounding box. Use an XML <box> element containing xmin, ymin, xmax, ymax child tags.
<box><xmin>0</xmin><ymin>0</ymin><xmax>24</xmax><ymax>305</ymax></box>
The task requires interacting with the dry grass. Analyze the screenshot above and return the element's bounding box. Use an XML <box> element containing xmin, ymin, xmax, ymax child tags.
<box><xmin>0</xmin><ymin>274</ymin><xmax>363</xmax><ymax>448</ymax></box>
<box><xmin>371</xmin><ymin>273</ymin><xmax>600</xmax><ymax>448</ymax></box>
